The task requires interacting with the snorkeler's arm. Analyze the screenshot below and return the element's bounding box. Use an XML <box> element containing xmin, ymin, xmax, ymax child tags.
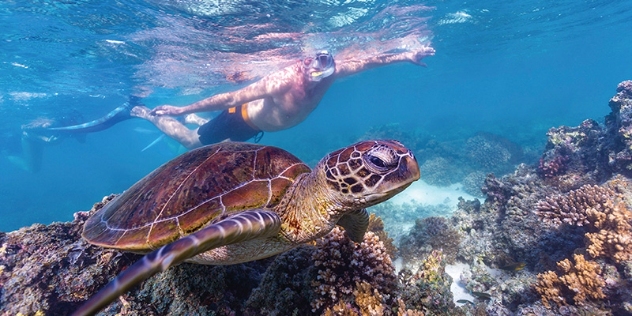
<box><xmin>334</xmin><ymin>46</ymin><xmax>435</xmax><ymax>77</ymax></box>
<box><xmin>152</xmin><ymin>69</ymin><xmax>293</xmax><ymax>116</ymax></box>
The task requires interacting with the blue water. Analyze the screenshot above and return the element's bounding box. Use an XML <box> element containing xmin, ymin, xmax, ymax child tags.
<box><xmin>1</xmin><ymin>0</ymin><xmax>631</xmax><ymax>231</ymax></box>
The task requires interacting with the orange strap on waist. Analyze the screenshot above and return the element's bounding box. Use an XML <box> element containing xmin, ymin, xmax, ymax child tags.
<box><xmin>240</xmin><ymin>103</ymin><xmax>259</xmax><ymax>131</ymax></box>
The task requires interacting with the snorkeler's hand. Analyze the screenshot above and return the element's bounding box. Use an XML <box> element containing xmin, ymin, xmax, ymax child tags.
<box><xmin>405</xmin><ymin>47</ymin><xmax>436</xmax><ymax>65</ymax></box>
<box><xmin>151</xmin><ymin>105</ymin><xmax>183</xmax><ymax>116</ymax></box>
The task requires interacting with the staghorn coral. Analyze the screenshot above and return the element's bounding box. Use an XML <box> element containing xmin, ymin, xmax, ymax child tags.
<box><xmin>535</xmin><ymin>254</ymin><xmax>605</xmax><ymax>308</ymax></box>
<box><xmin>311</xmin><ymin>227</ymin><xmax>397</xmax><ymax>315</ymax></box>
<box><xmin>352</xmin><ymin>281</ymin><xmax>386</xmax><ymax>316</ymax></box>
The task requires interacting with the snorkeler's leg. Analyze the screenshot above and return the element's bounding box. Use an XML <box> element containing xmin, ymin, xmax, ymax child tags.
<box><xmin>183</xmin><ymin>114</ymin><xmax>210</xmax><ymax>126</ymax></box>
<box><xmin>47</xmin><ymin>102</ymin><xmax>134</xmax><ymax>134</ymax></box>
<box><xmin>130</xmin><ymin>106</ymin><xmax>202</xmax><ymax>149</ymax></box>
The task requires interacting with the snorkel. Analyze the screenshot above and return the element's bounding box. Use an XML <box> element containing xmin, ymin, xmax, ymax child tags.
<box><xmin>304</xmin><ymin>51</ymin><xmax>335</xmax><ymax>82</ymax></box>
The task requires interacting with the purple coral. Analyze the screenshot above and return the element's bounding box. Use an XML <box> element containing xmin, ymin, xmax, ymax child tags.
<box><xmin>537</xmin><ymin>153</ymin><xmax>569</xmax><ymax>178</ymax></box>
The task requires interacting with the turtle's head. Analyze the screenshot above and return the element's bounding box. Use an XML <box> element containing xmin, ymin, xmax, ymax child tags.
<box><xmin>321</xmin><ymin>140</ymin><xmax>420</xmax><ymax>209</ymax></box>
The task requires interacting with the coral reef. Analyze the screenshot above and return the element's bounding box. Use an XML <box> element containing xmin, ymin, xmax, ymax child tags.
<box><xmin>464</xmin><ymin>132</ymin><xmax>524</xmax><ymax>175</ymax></box>
<box><xmin>1</xmin><ymin>201</ymin><xmax>406</xmax><ymax>316</ymax></box>
<box><xmin>536</xmin><ymin>182</ymin><xmax>632</xmax><ymax>263</ymax></box>
<box><xmin>247</xmin><ymin>220</ymin><xmax>404</xmax><ymax>316</ymax></box>
<box><xmin>535</xmin><ymin>184</ymin><xmax>615</xmax><ymax>227</ymax></box>
<box><xmin>418</xmin><ymin>157</ymin><xmax>462</xmax><ymax>187</ymax></box>
<box><xmin>605</xmin><ymin>80</ymin><xmax>632</xmax><ymax>176</ymax></box>
<box><xmin>5</xmin><ymin>81</ymin><xmax>632</xmax><ymax>316</ymax></box>
<box><xmin>367</xmin><ymin>213</ymin><xmax>397</xmax><ymax>259</ymax></box>
<box><xmin>535</xmin><ymin>254</ymin><xmax>606</xmax><ymax>308</ymax></box>
<box><xmin>0</xmin><ymin>196</ymin><xmax>270</xmax><ymax>316</ymax></box>
<box><xmin>398</xmin><ymin>250</ymin><xmax>464</xmax><ymax>316</ymax></box>
<box><xmin>0</xmin><ymin>195</ymin><xmax>138</xmax><ymax>316</ymax></box>
<box><xmin>461</xmin><ymin>171</ymin><xmax>487</xmax><ymax>198</ymax></box>
<box><xmin>245</xmin><ymin>246</ymin><xmax>316</xmax><ymax>316</ymax></box>
<box><xmin>399</xmin><ymin>217</ymin><xmax>462</xmax><ymax>265</ymax></box>
<box><xmin>311</xmin><ymin>227</ymin><xmax>398</xmax><ymax>315</ymax></box>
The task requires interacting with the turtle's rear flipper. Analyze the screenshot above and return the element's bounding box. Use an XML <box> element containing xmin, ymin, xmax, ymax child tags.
<box><xmin>47</xmin><ymin>102</ymin><xmax>135</xmax><ymax>134</ymax></box>
<box><xmin>72</xmin><ymin>210</ymin><xmax>281</xmax><ymax>316</ymax></box>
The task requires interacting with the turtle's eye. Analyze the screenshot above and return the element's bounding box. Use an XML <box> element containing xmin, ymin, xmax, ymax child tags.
<box><xmin>369</xmin><ymin>156</ymin><xmax>386</xmax><ymax>168</ymax></box>
<box><xmin>364</xmin><ymin>145</ymin><xmax>398</xmax><ymax>171</ymax></box>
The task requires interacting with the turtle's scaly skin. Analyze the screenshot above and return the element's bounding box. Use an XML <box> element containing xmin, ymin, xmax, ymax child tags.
<box><xmin>74</xmin><ymin>140</ymin><xmax>419</xmax><ymax>316</ymax></box>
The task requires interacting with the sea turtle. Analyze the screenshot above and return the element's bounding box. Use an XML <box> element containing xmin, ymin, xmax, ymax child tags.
<box><xmin>74</xmin><ymin>139</ymin><xmax>419</xmax><ymax>316</ymax></box>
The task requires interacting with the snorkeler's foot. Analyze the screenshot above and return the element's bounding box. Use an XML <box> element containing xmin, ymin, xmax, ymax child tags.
<box><xmin>130</xmin><ymin>106</ymin><xmax>152</xmax><ymax>119</ymax></box>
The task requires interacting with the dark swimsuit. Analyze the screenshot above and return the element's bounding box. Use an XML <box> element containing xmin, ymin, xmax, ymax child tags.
<box><xmin>197</xmin><ymin>103</ymin><xmax>263</xmax><ymax>145</ymax></box>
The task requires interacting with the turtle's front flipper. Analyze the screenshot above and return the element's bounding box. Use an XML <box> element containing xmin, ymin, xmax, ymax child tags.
<box><xmin>73</xmin><ymin>210</ymin><xmax>281</xmax><ymax>316</ymax></box>
<box><xmin>47</xmin><ymin>102</ymin><xmax>135</xmax><ymax>134</ymax></box>
<box><xmin>336</xmin><ymin>208</ymin><xmax>369</xmax><ymax>242</ymax></box>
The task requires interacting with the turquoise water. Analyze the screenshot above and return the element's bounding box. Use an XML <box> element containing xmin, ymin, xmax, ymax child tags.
<box><xmin>1</xmin><ymin>0</ymin><xmax>631</xmax><ymax>231</ymax></box>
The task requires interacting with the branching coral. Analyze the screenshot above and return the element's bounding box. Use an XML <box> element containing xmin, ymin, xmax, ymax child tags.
<box><xmin>535</xmin><ymin>184</ymin><xmax>614</xmax><ymax>227</ymax></box>
<box><xmin>535</xmin><ymin>254</ymin><xmax>605</xmax><ymax>308</ymax></box>
<box><xmin>584</xmin><ymin>199</ymin><xmax>632</xmax><ymax>263</ymax></box>
<box><xmin>367</xmin><ymin>213</ymin><xmax>397</xmax><ymax>259</ymax></box>
<box><xmin>535</xmin><ymin>184</ymin><xmax>632</xmax><ymax>263</ymax></box>
<box><xmin>537</xmin><ymin>152</ymin><xmax>569</xmax><ymax>178</ymax></box>
<box><xmin>311</xmin><ymin>227</ymin><xmax>397</xmax><ymax>314</ymax></box>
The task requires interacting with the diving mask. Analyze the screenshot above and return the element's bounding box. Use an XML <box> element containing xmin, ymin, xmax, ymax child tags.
<box><xmin>306</xmin><ymin>51</ymin><xmax>335</xmax><ymax>82</ymax></box>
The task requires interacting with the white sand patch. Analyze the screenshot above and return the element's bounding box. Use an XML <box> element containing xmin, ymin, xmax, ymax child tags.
<box><xmin>391</xmin><ymin>180</ymin><xmax>480</xmax><ymax>208</ymax></box>
<box><xmin>445</xmin><ymin>262</ymin><xmax>475</xmax><ymax>305</ymax></box>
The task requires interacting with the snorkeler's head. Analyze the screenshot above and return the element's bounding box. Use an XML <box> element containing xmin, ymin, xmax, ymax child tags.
<box><xmin>303</xmin><ymin>51</ymin><xmax>335</xmax><ymax>82</ymax></box>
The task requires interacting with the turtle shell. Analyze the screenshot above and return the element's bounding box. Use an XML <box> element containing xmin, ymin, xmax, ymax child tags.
<box><xmin>83</xmin><ymin>142</ymin><xmax>311</xmax><ymax>251</ymax></box>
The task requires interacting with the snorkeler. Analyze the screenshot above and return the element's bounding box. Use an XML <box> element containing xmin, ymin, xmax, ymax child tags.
<box><xmin>51</xmin><ymin>48</ymin><xmax>435</xmax><ymax>149</ymax></box>
<box><xmin>3</xmin><ymin>114</ymin><xmax>85</xmax><ymax>173</ymax></box>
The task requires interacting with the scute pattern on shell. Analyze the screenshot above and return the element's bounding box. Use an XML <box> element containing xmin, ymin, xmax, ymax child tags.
<box><xmin>83</xmin><ymin>142</ymin><xmax>311</xmax><ymax>251</ymax></box>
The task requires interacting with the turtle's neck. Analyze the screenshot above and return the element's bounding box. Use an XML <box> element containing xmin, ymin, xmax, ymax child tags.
<box><xmin>277</xmin><ymin>164</ymin><xmax>343</xmax><ymax>244</ymax></box>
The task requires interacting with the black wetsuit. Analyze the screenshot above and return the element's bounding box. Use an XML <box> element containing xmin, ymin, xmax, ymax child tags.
<box><xmin>197</xmin><ymin>104</ymin><xmax>262</xmax><ymax>145</ymax></box>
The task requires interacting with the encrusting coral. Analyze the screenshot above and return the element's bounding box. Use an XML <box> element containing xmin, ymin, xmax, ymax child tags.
<box><xmin>535</xmin><ymin>254</ymin><xmax>606</xmax><ymax>308</ymax></box>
